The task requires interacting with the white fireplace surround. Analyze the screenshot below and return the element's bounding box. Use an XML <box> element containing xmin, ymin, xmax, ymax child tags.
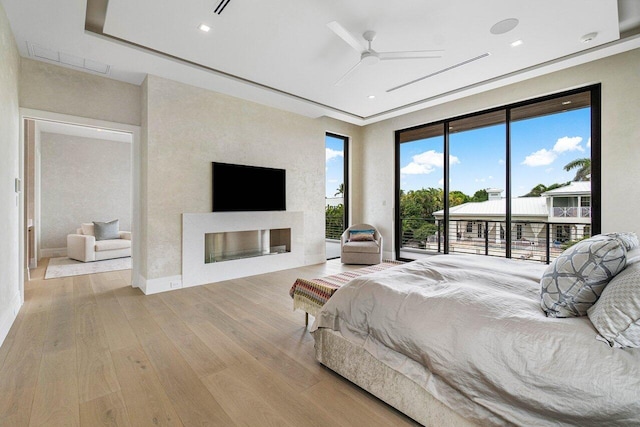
<box><xmin>182</xmin><ymin>211</ymin><xmax>304</xmax><ymax>287</ymax></box>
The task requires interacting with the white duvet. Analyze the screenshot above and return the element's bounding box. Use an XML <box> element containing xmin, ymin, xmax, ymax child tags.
<box><xmin>311</xmin><ymin>254</ymin><xmax>640</xmax><ymax>426</ymax></box>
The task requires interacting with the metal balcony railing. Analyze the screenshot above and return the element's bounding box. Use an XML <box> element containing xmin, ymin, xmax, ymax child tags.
<box><xmin>325</xmin><ymin>217</ymin><xmax>345</xmax><ymax>240</ymax></box>
<box><xmin>400</xmin><ymin>217</ymin><xmax>592</xmax><ymax>264</ymax></box>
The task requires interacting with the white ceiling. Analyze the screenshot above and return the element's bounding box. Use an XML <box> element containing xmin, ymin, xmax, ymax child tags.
<box><xmin>3</xmin><ymin>0</ymin><xmax>640</xmax><ymax>125</ymax></box>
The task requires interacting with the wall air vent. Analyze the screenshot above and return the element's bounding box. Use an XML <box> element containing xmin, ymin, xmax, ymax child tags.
<box><xmin>26</xmin><ymin>42</ymin><xmax>111</xmax><ymax>75</ymax></box>
<box><xmin>387</xmin><ymin>52</ymin><xmax>491</xmax><ymax>93</ymax></box>
<box><xmin>214</xmin><ymin>0</ymin><xmax>232</xmax><ymax>14</ymax></box>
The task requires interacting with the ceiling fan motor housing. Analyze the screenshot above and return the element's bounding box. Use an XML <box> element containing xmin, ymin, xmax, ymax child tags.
<box><xmin>361</xmin><ymin>51</ymin><xmax>380</xmax><ymax>65</ymax></box>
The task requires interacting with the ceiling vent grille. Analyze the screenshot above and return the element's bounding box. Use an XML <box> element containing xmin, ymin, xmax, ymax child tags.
<box><xmin>387</xmin><ymin>53</ymin><xmax>490</xmax><ymax>93</ymax></box>
<box><xmin>214</xmin><ymin>0</ymin><xmax>231</xmax><ymax>14</ymax></box>
<box><xmin>27</xmin><ymin>42</ymin><xmax>111</xmax><ymax>75</ymax></box>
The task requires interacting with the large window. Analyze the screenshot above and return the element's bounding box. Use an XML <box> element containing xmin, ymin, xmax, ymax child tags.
<box><xmin>325</xmin><ymin>133</ymin><xmax>349</xmax><ymax>259</ymax></box>
<box><xmin>396</xmin><ymin>85</ymin><xmax>600</xmax><ymax>263</ymax></box>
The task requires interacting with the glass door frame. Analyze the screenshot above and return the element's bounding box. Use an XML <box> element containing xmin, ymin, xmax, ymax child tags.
<box><xmin>394</xmin><ymin>84</ymin><xmax>601</xmax><ymax>261</ymax></box>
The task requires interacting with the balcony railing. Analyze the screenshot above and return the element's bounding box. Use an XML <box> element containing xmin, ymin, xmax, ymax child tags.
<box><xmin>400</xmin><ymin>217</ymin><xmax>592</xmax><ymax>264</ymax></box>
<box><xmin>326</xmin><ymin>217</ymin><xmax>344</xmax><ymax>240</ymax></box>
<box><xmin>551</xmin><ymin>206</ymin><xmax>591</xmax><ymax>218</ymax></box>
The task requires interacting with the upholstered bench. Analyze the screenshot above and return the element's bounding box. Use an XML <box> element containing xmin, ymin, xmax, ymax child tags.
<box><xmin>289</xmin><ymin>260</ymin><xmax>403</xmax><ymax>325</ymax></box>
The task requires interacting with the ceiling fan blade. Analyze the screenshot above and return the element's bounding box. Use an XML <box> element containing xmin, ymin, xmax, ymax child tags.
<box><xmin>335</xmin><ymin>60</ymin><xmax>363</xmax><ymax>86</ymax></box>
<box><xmin>379</xmin><ymin>50</ymin><xmax>444</xmax><ymax>60</ymax></box>
<box><xmin>327</xmin><ymin>21</ymin><xmax>365</xmax><ymax>53</ymax></box>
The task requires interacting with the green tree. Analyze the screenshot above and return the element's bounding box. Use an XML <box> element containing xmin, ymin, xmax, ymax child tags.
<box><xmin>470</xmin><ymin>189</ymin><xmax>488</xmax><ymax>202</ymax></box>
<box><xmin>334</xmin><ymin>183</ymin><xmax>344</xmax><ymax>197</ymax></box>
<box><xmin>564</xmin><ymin>158</ymin><xmax>591</xmax><ymax>181</ymax></box>
<box><xmin>399</xmin><ymin>188</ymin><xmax>472</xmax><ymax>247</ymax></box>
<box><xmin>522</xmin><ymin>182</ymin><xmax>569</xmax><ymax>197</ymax></box>
<box><xmin>449</xmin><ymin>190</ymin><xmax>469</xmax><ymax>207</ymax></box>
<box><xmin>399</xmin><ymin>188</ymin><xmax>443</xmax><ymax>245</ymax></box>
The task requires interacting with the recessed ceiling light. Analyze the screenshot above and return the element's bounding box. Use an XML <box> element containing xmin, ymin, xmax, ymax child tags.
<box><xmin>490</xmin><ymin>18</ymin><xmax>519</xmax><ymax>35</ymax></box>
<box><xmin>198</xmin><ymin>23</ymin><xmax>211</xmax><ymax>32</ymax></box>
<box><xmin>510</xmin><ymin>39</ymin><xmax>523</xmax><ymax>47</ymax></box>
<box><xmin>580</xmin><ymin>32</ymin><xmax>598</xmax><ymax>43</ymax></box>
<box><xmin>368</xmin><ymin>95</ymin><xmax>376</xmax><ymax>99</ymax></box>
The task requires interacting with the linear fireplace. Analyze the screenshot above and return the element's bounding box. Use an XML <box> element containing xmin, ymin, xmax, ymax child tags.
<box><xmin>182</xmin><ymin>211</ymin><xmax>304</xmax><ymax>287</ymax></box>
<box><xmin>204</xmin><ymin>228</ymin><xmax>291</xmax><ymax>263</ymax></box>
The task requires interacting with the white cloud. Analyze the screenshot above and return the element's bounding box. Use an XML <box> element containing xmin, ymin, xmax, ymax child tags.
<box><xmin>553</xmin><ymin>136</ymin><xmax>584</xmax><ymax>153</ymax></box>
<box><xmin>498</xmin><ymin>159</ymin><xmax>505</xmax><ymax>165</ymax></box>
<box><xmin>522</xmin><ymin>148</ymin><xmax>557</xmax><ymax>167</ymax></box>
<box><xmin>401</xmin><ymin>150</ymin><xmax>460</xmax><ymax>175</ymax></box>
<box><xmin>438</xmin><ymin>178</ymin><xmax>444</xmax><ymax>186</ymax></box>
<box><xmin>587</xmin><ymin>137</ymin><xmax>591</xmax><ymax>148</ymax></box>
<box><xmin>545</xmin><ymin>167</ymin><xmax>554</xmax><ymax>173</ymax></box>
<box><xmin>326</xmin><ymin>147</ymin><xmax>343</xmax><ymax>162</ymax></box>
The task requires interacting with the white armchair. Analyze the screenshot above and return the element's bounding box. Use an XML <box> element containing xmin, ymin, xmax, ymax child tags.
<box><xmin>67</xmin><ymin>222</ymin><xmax>131</xmax><ymax>262</ymax></box>
<box><xmin>340</xmin><ymin>223</ymin><xmax>383</xmax><ymax>265</ymax></box>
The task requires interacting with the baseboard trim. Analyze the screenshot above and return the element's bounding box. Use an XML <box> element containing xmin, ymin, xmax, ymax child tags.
<box><xmin>138</xmin><ymin>275</ymin><xmax>183</xmax><ymax>295</ymax></box>
<box><xmin>0</xmin><ymin>292</ymin><xmax>22</xmax><ymax>348</ymax></box>
<box><xmin>40</xmin><ymin>247</ymin><xmax>66</xmax><ymax>258</ymax></box>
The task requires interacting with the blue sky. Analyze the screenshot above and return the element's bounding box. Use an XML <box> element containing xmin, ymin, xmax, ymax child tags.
<box><xmin>326</xmin><ymin>135</ymin><xmax>345</xmax><ymax>198</ymax></box>
<box><xmin>325</xmin><ymin>107</ymin><xmax>590</xmax><ymax>198</ymax></box>
<box><xmin>399</xmin><ymin>108</ymin><xmax>591</xmax><ymax>197</ymax></box>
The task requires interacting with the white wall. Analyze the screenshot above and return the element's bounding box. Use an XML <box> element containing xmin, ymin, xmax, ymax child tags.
<box><xmin>19</xmin><ymin>59</ymin><xmax>141</xmax><ymax>126</ymax></box>
<box><xmin>140</xmin><ymin>75</ymin><xmax>361</xmax><ymax>285</ymax></box>
<box><xmin>356</xmin><ymin>48</ymin><xmax>640</xmax><ymax>256</ymax></box>
<box><xmin>39</xmin><ymin>132</ymin><xmax>132</xmax><ymax>255</ymax></box>
<box><xmin>0</xmin><ymin>2</ymin><xmax>22</xmax><ymax>345</ymax></box>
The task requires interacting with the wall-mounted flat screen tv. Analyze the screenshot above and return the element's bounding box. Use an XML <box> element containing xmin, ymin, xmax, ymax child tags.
<box><xmin>212</xmin><ymin>162</ymin><xmax>286</xmax><ymax>212</ymax></box>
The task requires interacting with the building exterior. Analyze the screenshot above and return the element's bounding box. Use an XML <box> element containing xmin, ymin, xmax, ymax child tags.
<box><xmin>426</xmin><ymin>182</ymin><xmax>591</xmax><ymax>261</ymax></box>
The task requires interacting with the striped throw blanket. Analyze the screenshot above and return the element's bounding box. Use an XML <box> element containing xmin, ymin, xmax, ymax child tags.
<box><xmin>289</xmin><ymin>260</ymin><xmax>404</xmax><ymax>317</ymax></box>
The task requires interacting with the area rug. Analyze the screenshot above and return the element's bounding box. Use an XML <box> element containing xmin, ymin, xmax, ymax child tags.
<box><xmin>45</xmin><ymin>256</ymin><xmax>131</xmax><ymax>279</ymax></box>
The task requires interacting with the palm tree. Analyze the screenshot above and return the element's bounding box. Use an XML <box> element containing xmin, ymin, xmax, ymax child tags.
<box><xmin>564</xmin><ymin>158</ymin><xmax>591</xmax><ymax>181</ymax></box>
<box><xmin>334</xmin><ymin>183</ymin><xmax>344</xmax><ymax>197</ymax></box>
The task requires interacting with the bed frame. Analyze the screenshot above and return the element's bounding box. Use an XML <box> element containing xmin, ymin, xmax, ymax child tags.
<box><xmin>313</xmin><ymin>328</ymin><xmax>479</xmax><ymax>427</ymax></box>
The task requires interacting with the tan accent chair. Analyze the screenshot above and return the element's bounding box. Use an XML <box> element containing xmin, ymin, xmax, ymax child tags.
<box><xmin>67</xmin><ymin>223</ymin><xmax>131</xmax><ymax>262</ymax></box>
<box><xmin>340</xmin><ymin>223</ymin><xmax>383</xmax><ymax>265</ymax></box>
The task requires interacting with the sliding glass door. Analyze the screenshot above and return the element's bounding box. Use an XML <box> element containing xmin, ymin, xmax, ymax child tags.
<box><xmin>396</xmin><ymin>85</ymin><xmax>599</xmax><ymax>263</ymax></box>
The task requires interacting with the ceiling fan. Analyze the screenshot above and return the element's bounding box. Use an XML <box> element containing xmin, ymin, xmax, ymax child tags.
<box><xmin>327</xmin><ymin>21</ymin><xmax>444</xmax><ymax>86</ymax></box>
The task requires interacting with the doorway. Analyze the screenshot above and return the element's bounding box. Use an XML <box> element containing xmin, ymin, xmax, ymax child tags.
<box><xmin>19</xmin><ymin>109</ymin><xmax>141</xmax><ymax>300</ymax></box>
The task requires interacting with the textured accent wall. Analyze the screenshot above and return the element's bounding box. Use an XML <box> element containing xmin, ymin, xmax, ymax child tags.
<box><xmin>19</xmin><ymin>58</ymin><xmax>141</xmax><ymax>126</ymax></box>
<box><xmin>141</xmin><ymin>75</ymin><xmax>363</xmax><ymax>280</ymax></box>
<box><xmin>0</xmin><ymin>1</ymin><xmax>22</xmax><ymax>343</ymax></box>
<box><xmin>40</xmin><ymin>133</ymin><xmax>132</xmax><ymax>251</ymax></box>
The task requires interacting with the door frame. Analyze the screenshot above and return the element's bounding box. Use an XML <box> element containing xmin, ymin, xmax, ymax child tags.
<box><xmin>19</xmin><ymin>108</ymin><xmax>142</xmax><ymax>298</ymax></box>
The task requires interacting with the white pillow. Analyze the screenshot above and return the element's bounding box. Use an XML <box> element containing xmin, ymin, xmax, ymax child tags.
<box><xmin>600</xmin><ymin>232</ymin><xmax>640</xmax><ymax>252</ymax></box>
<box><xmin>588</xmin><ymin>262</ymin><xmax>640</xmax><ymax>348</ymax></box>
<box><xmin>540</xmin><ymin>236</ymin><xmax>626</xmax><ymax>317</ymax></box>
<box><xmin>627</xmin><ymin>247</ymin><xmax>640</xmax><ymax>266</ymax></box>
<box><xmin>81</xmin><ymin>223</ymin><xmax>94</xmax><ymax>236</ymax></box>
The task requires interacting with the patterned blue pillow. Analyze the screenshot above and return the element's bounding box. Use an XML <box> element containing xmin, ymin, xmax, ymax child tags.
<box><xmin>540</xmin><ymin>236</ymin><xmax>627</xmax><ymax>317</ymax></box>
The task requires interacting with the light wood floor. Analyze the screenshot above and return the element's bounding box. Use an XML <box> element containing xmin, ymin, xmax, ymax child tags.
<box><xmin>0</xmin><ymin>258</ymin><xmax>420</xmax><ymax>426</ymax></box>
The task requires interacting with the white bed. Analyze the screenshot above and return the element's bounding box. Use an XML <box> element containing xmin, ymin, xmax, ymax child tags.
<box><xmin>311</xmin><ymin>253</ymin><xmax>640</xmax><ymax>426</ymax></box>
